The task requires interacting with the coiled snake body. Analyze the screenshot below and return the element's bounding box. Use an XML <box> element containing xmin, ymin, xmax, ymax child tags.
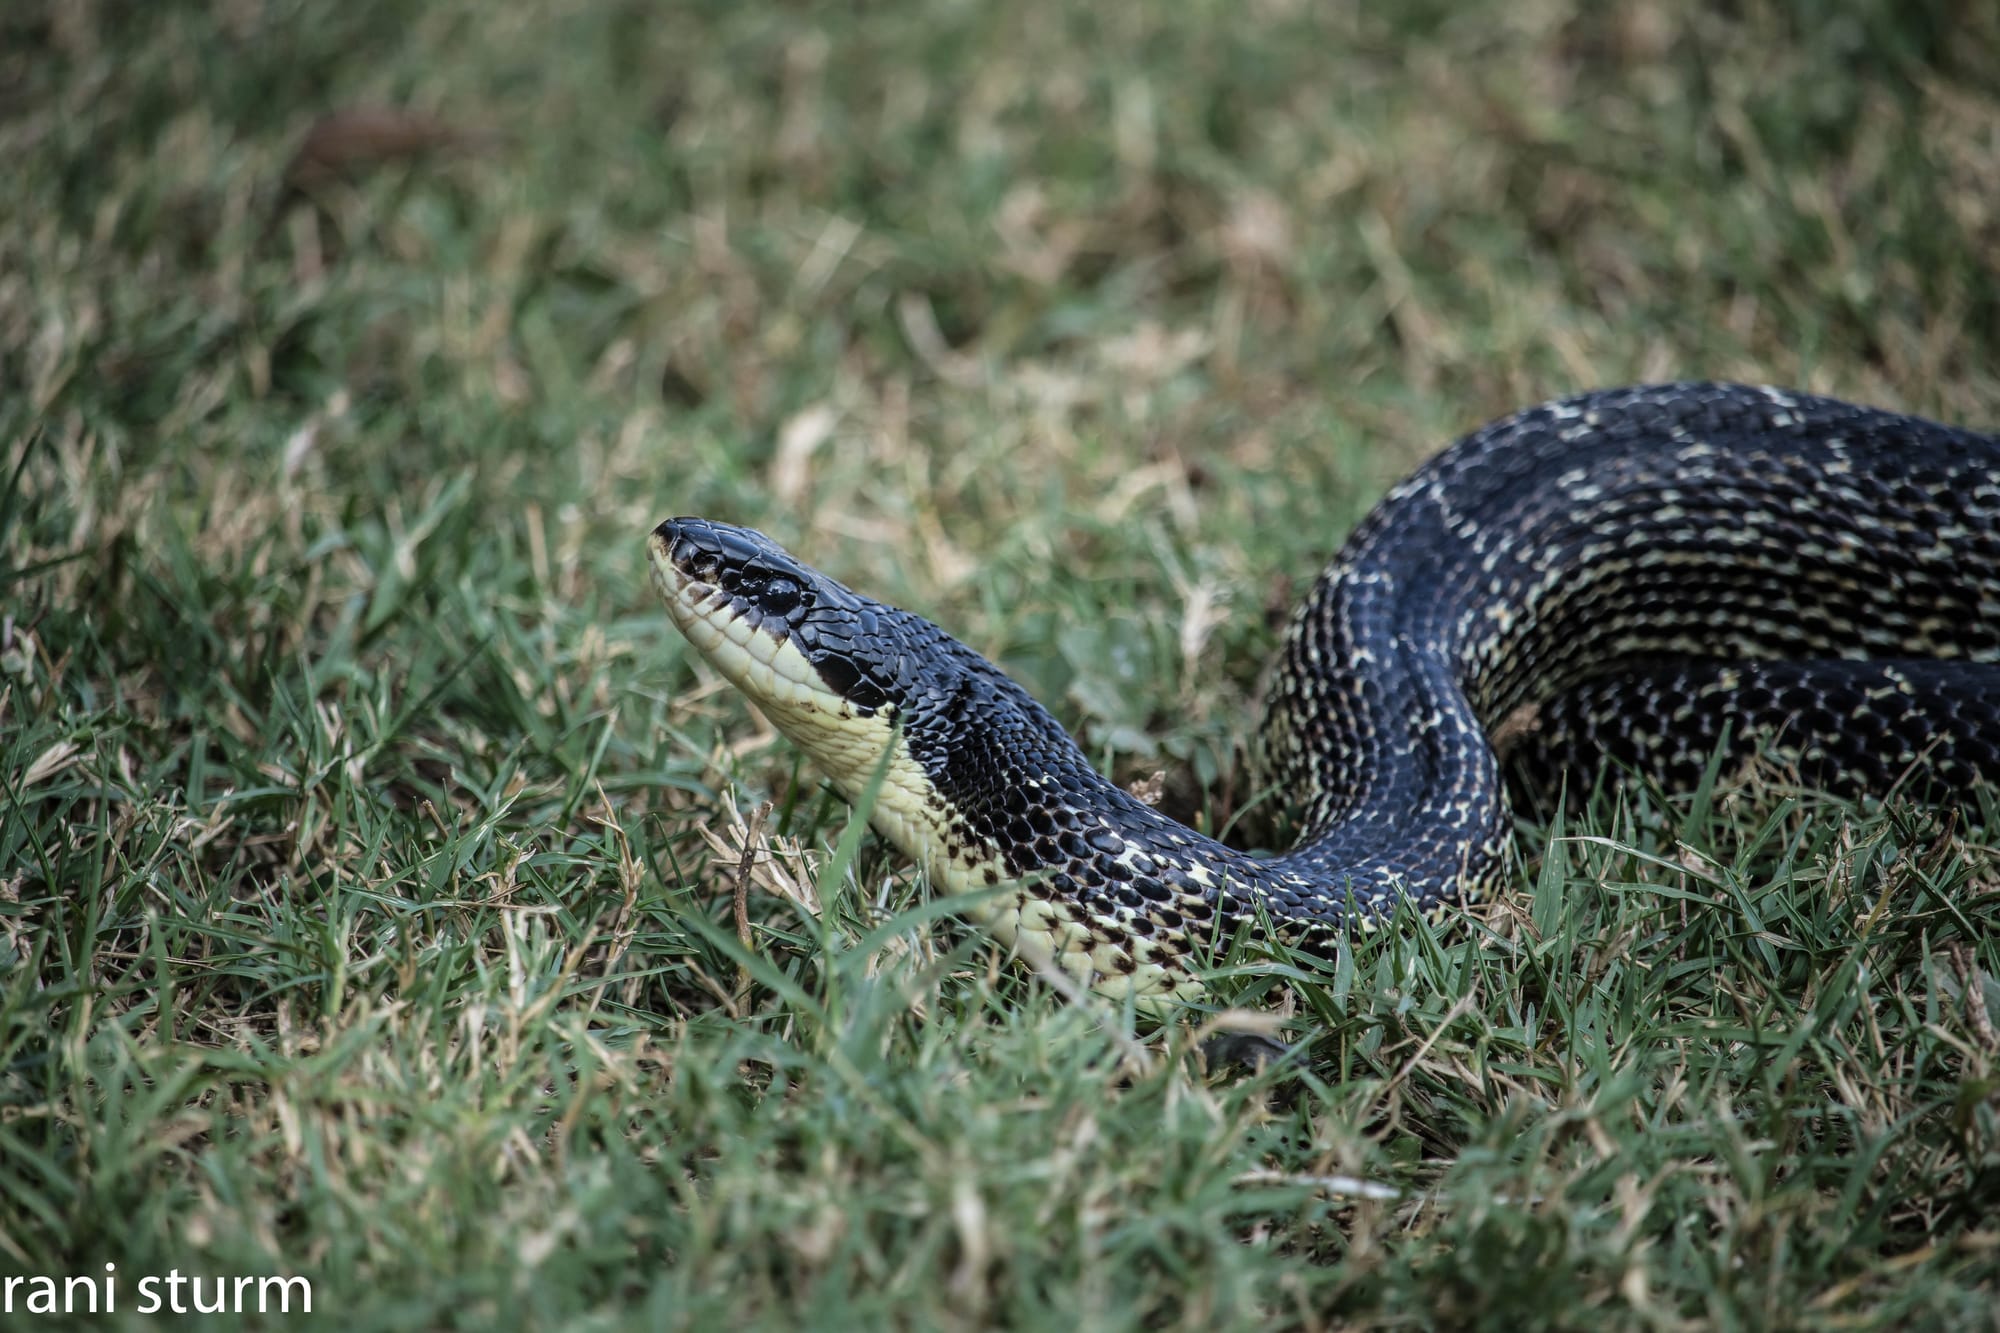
<box><xmin>650</xmin><ymin>383</ymin><xmax>2000</xmax><ymax>1002</ymax></box>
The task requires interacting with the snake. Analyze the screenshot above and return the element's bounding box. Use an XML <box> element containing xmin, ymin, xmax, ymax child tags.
<box><xmin>649</xmin><ymin>382</ymin><xmax>2000</xmax><ymax>1004</ymax></box>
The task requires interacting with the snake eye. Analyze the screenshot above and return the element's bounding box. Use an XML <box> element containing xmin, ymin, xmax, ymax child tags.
<box><xmin>763</xmin><ymin>576</ymin><xmax>803</xmax><ymax>616</ymax></box>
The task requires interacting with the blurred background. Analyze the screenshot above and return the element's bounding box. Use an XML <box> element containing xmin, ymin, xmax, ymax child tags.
<box><xmin>10</xmin><ymin>0</ymin><xmax>1997</xmax><ymax>796</ymax></box>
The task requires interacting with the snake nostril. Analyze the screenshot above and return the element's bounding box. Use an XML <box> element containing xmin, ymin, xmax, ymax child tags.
<box><xmin>674</xmin><ymin>538</ymin><xmax>719</xmax><ymax>581</ymax></box>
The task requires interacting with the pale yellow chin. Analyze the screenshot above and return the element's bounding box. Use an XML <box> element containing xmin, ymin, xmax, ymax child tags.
<box><xmin>650</xmin><ymin>537</ymin><xmax>1203</xmax><ymax>1008</ymax></box>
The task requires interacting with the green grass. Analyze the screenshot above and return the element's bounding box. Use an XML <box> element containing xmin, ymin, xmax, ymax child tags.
<box><xmin>6</xmin><ymin>0</ymin><xmax>2000</xmax><ymax>1327</ymax></box>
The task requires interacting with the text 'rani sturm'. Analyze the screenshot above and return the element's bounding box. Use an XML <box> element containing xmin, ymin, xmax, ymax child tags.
<box><xmin>5</xmin><ymin>1266</ymin><xmax>312</xmax><ymax>1316</ymax></box>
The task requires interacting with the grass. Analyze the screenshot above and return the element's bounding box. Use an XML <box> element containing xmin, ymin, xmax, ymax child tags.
<box><xmin>4</xmin><ymin>0</ymin><xmax>2000</xmax><ymax>1326</ymax></box>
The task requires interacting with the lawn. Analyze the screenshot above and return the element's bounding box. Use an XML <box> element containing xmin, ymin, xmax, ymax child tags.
<box><xmin>4</xmin><ymin>0</ymin><xmax>1999</xmax><ymax>1327</ymax></box>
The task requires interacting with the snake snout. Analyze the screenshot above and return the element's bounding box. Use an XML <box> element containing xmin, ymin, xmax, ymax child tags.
<box><xmin>650</xmin><ymin>518</ymin><xmax>820</xmax><ymax>623</ymax></box>
<box><xmin>654</xmin><ymin>517</ymin><xmax>775</xmax><ymax>583</ymax></box>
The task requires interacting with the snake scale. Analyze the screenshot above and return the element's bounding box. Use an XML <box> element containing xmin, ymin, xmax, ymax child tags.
<box><xmin>650</xmin><ymin>382</ymin><xmax>2000</xmax><ymax>1003</ymax></box>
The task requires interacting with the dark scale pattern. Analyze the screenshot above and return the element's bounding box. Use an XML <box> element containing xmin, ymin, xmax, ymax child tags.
<box><xmin>1261</xmin><ymin>382</ymin><xmax>2000</xmax><ymax>928</ymax></box>
<box><xmin>654</xmin><ymin>382</ymin><xmax>2000</xmax><ymax>992</ymax></box>
<box><xmin>1514</xmin><ymin>659</ymin><xmax>2000</xmax><ymax>797</ymax></box>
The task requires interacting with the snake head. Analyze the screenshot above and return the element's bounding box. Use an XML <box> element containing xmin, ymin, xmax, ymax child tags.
<box><xmin>649</xmin><ymin>517</ymin><xmax>940</xmax><ymax>722</ymax></box>
<box><xmin>649</xmin><ymin>517</ymin><xmax>1049</xmax><ymax>876</ymax></box>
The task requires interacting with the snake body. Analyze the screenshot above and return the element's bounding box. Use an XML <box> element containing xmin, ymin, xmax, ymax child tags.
<box><xmin>650</xmin><ymin>383</ymin><xmax>2000</xmax><ymax>1002</ymax></box>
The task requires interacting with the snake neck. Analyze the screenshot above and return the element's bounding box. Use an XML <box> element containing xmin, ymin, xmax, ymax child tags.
<box><xmin>872</xmin><ymin>588</ymin><xmax>1499</xmax><ymax>995</ymax></box>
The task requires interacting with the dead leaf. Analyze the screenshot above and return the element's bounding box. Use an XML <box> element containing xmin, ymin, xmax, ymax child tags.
<box><xmin>283</xmin><ymin>106</ymin><xmax>495</xmax><ymax>192</ymax></box>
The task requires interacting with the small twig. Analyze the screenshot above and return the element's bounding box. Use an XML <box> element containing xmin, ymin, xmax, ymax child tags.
<box><xmin>1234</xmin><ymin>1168</ymin><xmax>1404</xmax><ymax>1203</ymax></box>
<box><xmin>733</xmin><ymin>800</ymin><xmax>773</xmax><ymax>1002</ymax></box>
